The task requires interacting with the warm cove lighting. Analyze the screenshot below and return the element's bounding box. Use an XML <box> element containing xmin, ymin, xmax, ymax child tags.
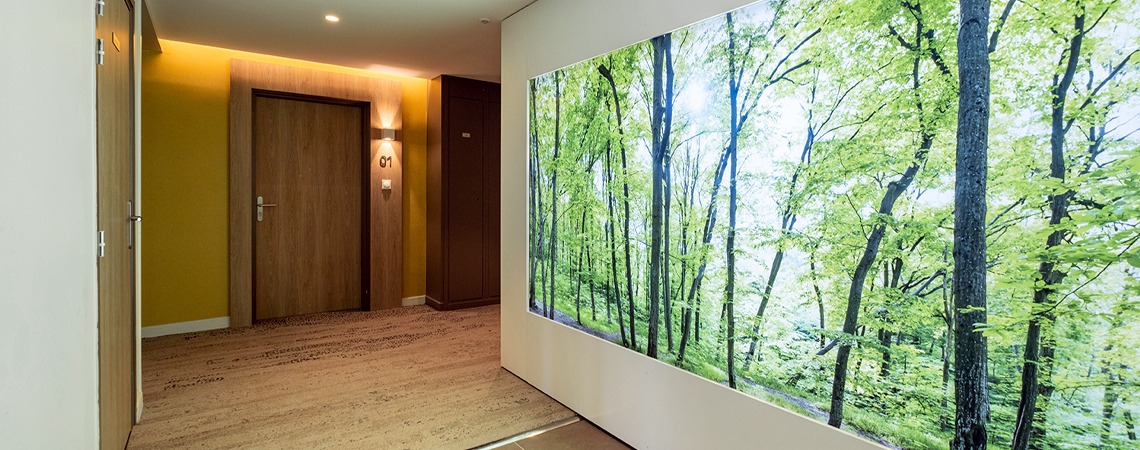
<box><xmin>325</xmin><ymin>15</ymin><xmax>340</xmax><ymax>22</ymax></box>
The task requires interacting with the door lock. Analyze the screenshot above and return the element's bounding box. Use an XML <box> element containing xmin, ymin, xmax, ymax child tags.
<box><xmin>257</xmin><ymin>196</ymin><xmax>277</xmax><ymax>222</ymax></box>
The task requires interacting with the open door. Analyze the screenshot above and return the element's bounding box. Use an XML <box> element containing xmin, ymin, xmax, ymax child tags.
<box><xmin>97</xmin><ymin>0</ymin><xmax>136</xmax><ymax>448</ymax></box>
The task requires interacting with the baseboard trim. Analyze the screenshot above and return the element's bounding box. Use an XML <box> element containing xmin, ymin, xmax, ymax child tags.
<box><xmin>135</xmin><ymin>391</ymin><xmax>144</xmax><ymax>423</ymax></box>
<box><xmin>425</xmin><ymin>295</ymin><xmax>501</xmax><ymax>311</ymax></box>
<box><xmin>402</xmin><ymin>295</ymin><xmax>426</xmax><ymax>306</ymax></box>
<box><xmin>141</xmin><ymin>316</ymin><xmax>230</xmax><ymax>338</ymax></box>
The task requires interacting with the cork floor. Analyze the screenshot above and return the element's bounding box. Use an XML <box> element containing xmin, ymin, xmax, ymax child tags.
<box><xmin>126</xmin><ymin>305</ymin><xmax>578</xmax><ymax>449</ymax></box>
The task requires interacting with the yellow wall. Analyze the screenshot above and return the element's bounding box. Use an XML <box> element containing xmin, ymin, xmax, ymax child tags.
<box><xmin>141</xmin><ymin>40</ymin><xmax>428</xmax><ymax>327</ymax></box>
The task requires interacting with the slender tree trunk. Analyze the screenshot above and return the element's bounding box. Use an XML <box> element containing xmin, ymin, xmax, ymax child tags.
<box><xmin>679</xmin><ymin>148</ymin><xmax>730</xmax><ymax>361</ymax></box>
<box><xmin>743</xmin><ymin>124</ymin><xmax>816</xmax><ymax>370</ymax></box>
<box><xmin>605</xmin><ymin>139</ymin><xmax>627</xmax><ymax>346</ymax></box>
<box><xmin>598</xmin><ymin>59</ymin><xmax>637</xmax><ymax>352</ymax></box>
<box><xmin>1012</xmin><ymin>13</ymin><xmax>1085</xmax><ymax>450</ymax></box>
<box><xmin>1124</xmin><ymin>410</ymin><xmax>1136</xmax><ymax>441</ymax></box>
<box><xmin>1100</xmin><ymin>366</ymin><xmax>1117</xmax><ymax>447</ymax></box>
<box><xmin>942</xmin><ymin>328</ymin><xmax>955</xmax><ymax>432</ymax></box>
<box><xmin>952</xmin><ymin>0</ymin><xmax>992</xmax><ymax>442</ymax></box>
<box><xmin>828</xmin><ymin>17</ymin><xmax>935</xmax><ymax>427</ymax></box>
<box><xmin>539</xmin><ymin>213</ymin><xmax>548</xmax><ymax>315</ymax></box>
<box><xmin>676</xmin><ymin>152</ymin><xmax>700</xmax><ymax>364</ymax></box>
<box><xmin>811</xmin><ymin>251</ymin><xmax>826</xmax><ymax>349</ymax></box>
<box><xmin>529</xmin><ymin>81</ymin><xmax>540</xmax><ymax>310</ymax></box>
<box><xmin>941</xmin><ymin>272</ymin><xmax>955</xmax><ymax>433</ymax></box>
<box><xmin>695</xmin><ymin>305</ymin><xmax>701</xmax><ymax>343</ymax></box>
<box><xmin>547</xmin><ymin>71</ymin><xmax>562</xmax><ymax>321</ymax></box>
<box><xmin>878</xmin><ymin>259</ymin><xmax>902</xmax><ymax>379</ymax></box>
<box><xmin>724</xmin><ymin>13</ymin><xmax>741</xmax><ymax>390</ymax></box>
<box><xmin>588</xmin><ymin>247</ymin><xmax>597</xmax><ymax>322</ymax></box>
<box><xmin>537</xmin><ymin>170</ymin><xmax>548</xmax><ymax>315</ymax></box>
<box><xmin>879</xmin><ymin>328</ymin><xmax>894</xmax><ymax>378</ymax></box>
<box><xmin>664</xmin><ymin>162</ymin><xmax>674</xmax><ymax>353</ymax></box>
<box><xmin>575</xmin><ymin>208</ymin><xmax>587</xmax><ymax>325</ymax></box>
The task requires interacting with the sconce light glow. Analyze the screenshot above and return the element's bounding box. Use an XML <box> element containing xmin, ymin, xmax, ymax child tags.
<box><xmin>325</xmin><ymin>15</ymin><xmax>340</xmax><ymax>22</ymax></box>
<box><xmin>380</xmin><ymin>129</ymin><xmax>397</xmax><ymax>141</ymax></box>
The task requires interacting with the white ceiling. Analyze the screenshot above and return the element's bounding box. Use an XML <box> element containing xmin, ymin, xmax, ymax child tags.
<box><xmin>145</xmin><ymin>0</ymin><xmax>538</xmax><ymax>82</ymax></box>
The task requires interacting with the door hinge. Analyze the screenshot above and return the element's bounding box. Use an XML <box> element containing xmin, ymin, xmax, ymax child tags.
<box><xmin>98</xmin><ymin>231</ymin><xmax>106</xmax><ymax>258</ymax></box>
<box><xmin>96</xmin><ymin>39</ymin><xmax>105</xmax><ymax>65</ymax></box>
<box><xmin>96</xmin><ymin>0</ymin><xmax>105</xmax><ymax>16</ymax></box>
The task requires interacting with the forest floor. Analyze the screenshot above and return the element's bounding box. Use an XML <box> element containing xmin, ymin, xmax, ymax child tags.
<box><xmin>736</xmin><ymin>378</ymin><xmax>902</xmax><ymax>449</ymax></box>
<box><xmin>528</xmin><ymin>306</ymin><xmax>903</xmax><ymax>449</ymax></box>
<box><xmin>532</xmin><ymin>305</ymin><xmax>624</xmax><ymax>343</ymax></box>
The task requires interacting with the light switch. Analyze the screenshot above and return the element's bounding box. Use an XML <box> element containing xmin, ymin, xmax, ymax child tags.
<box><xmin>382</xmin><ymin>179</ymin><xmax>392</xmax><ymax>190</ymax></box>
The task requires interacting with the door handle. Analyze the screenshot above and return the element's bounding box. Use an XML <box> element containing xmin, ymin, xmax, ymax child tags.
<box><xmin>257</xmin><ymin>196</ymin><xmax>277</xmax><ymax>222</ymax></box>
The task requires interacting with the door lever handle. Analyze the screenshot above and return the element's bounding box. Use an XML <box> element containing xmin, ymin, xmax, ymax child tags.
<box><xmin>256</xmin><ymin>196</ymin><xmax>277</xmax><ymax>222</ymax></box>
<box><xmin>129</xmin><ymin>215</ymin><xmax>142</xmax><ymax>222</ymax></box>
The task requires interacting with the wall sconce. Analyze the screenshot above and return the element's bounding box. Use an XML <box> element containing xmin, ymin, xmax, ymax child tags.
<box><xmin>373</xmin><ymin>128</ymin><xmax>399</xmax><ymax>141</ymax></box>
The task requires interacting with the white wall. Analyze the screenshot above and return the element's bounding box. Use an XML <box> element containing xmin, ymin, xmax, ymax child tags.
<box><xmin>500</xmin><ymin>1</ymin><xmax>887</xmax><ymax>448</ymax></box>
<box><xmin>0</xmin><ymin>0</ymin><xmax>100</xmax><ymax>448</ymax></box>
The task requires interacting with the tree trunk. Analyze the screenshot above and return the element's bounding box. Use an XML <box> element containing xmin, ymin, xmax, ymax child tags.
<box><xmin>724</xmin><ymin>12</ymin><xmax>741</xmax><ymax>390</ymax></box>
<box><xmin>664</xmin><ymin>161</ymin><xmax>674</xmax><ymax>353</ymax></box>
<box><xmin>605</xmin><ymin>138</ymin><xmax>627</xmax><ymax>346</ymax></box>
<box><xmin>1011</xmin><ymin>12</ymin><xmax>1084</xmax><ymax>450</ymax></box>
<box><xmin>1124</xmin><ymin>410</ymin><xmax>1136</xmax><ymax>441</ymax></box>
<box><xmin>879</xmin><ymin>328</ymin><xmax>894</xmax><ymax>379</ymax></box>
<box><xmin>941</xmin><ymin>271</ymin><xmax>955</xmax><ymax>433</ymax></box>
<box><xmin>547</xmin><ymin>71</ymin><xmax>562</xmax><ymax>321</ymax></box>
<box><xmin>827</xmin><ymin>138</ymin><xmax>931</xmax><ymax>427</ymax></box>
<box><xmin>810</xmin><ymin>248</ymin><xmax>826</xmax><ymax>348</ymax></box>
<box><xmin>1100</xmin><ymin>368</ymin><xmax>1117</xmax><ymax>446</ymax></box>
<box><xmin>677</xmin><ymin>145</ymin><xmax>730</xmax><ymax>361</ymax></box>
<box><xmin>587</xmin><ymin>247</ymin><xmax>597</xmax><ymax>321</ymax></box>
<box><xmin>646</xmin><ymin>34</ymin><xmax>670</xmax><ymax>359</ymax></box>
<box><xmin>662</xmin><ymin>34</ymin><xmax>676</xmax><ymax>355</ymax></box>
<box><xmin>529</xmin><ymin>81</ymin><xmax>540</xmax><ymax>310</ymax></box>
<box><xmin>575</xmin><ymin>208</ymin><xmax>587</xmax><ymax>325</ymax></box>
<box><xmin>598</xmin><ymin>59</ymin><xmax>637</xmax><ymax>352</ymax></box>
<box><xmin>828</xmin><ymin>17</ymin><xmax>935</xmax><ymax>427</ymax></box>
<box><xmin>879</xmin><ymin>258</ymin><xmax>903</xmax><ymax>379</ymax></box>
<box><xmin>695</xmin><ymin>306</ymin><xmax>701</xmax><ymax>343</ymax></box>
<box><xmin>743</xmin><ymin>124</ymin><xmax>815</xmax><ymax>371</ymax></box>
<box><xmin>951</xmin><ymin>0</ymin><xmax>992</xmax><ymax>445</ymax></box>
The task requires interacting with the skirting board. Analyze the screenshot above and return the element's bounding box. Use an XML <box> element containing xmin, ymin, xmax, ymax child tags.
<box><xmin>135</xmin><ymin>392</ymin><xmax>144</xmax><ymax>424</ymax></box>
<box><xmin>141</xmin><ymin>316</ymin><xmax>230</xmax><ymax>338</ymax></box>
<box><xmin>402</xmin><ymin>295</ymin><xmax>426</xmax><ymax>306</ymax></box>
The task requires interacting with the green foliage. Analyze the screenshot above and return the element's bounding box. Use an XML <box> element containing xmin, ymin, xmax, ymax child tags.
<box><xmin>526</xmin><ymin>0</ymin><xmax>1140</xmax><ymax>448</ymax></box>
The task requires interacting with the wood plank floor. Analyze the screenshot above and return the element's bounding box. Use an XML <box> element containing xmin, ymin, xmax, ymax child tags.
<box><xmin>128</xmin><ymin>305</ymin><xmax>574</xmax><ymax>449</ymax></box>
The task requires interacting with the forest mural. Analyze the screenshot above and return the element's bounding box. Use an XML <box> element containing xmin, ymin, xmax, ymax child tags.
<box><xmin>526</xmin><ymin>0</ymin><xmax>1139</xmax><ymax>448</ymax></box>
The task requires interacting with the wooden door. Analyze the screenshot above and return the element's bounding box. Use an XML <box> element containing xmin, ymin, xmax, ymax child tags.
<box><xmin>97</xmin><ymin>0</ymin><xmax>135</xmax><ymax>448</ymax></box>
<box><xmin>446</xmin><ymin>97</ymin><xmax>486</xmax><ymax>302</ymax></box>
<box><xmin>253</xmin><ymin>93</ymin><xmax>368</xmax><ymax>321</ymax></box>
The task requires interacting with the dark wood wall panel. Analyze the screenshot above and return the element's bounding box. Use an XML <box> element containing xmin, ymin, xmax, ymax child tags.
<box><xmin>446</xmin><ymin>97</ymin><xmax>485</xmax><ymax>301</ymax></box>
<box><xmin>427</xmin><ymin>76</ymin><xmax>502</xmax><ymax>310</ymax></box>
<box><xmin>483</xmin><ymin>97</ymin><xmax>502</xmax><ymax>298</ymax></box>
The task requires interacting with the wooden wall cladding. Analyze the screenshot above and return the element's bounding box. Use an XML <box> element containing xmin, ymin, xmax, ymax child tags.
<box><xmin>229</xmin><ymin>59</ymin><xmax>403</xmax><ymax>327</ymax></box>
<box><xmin>427</xmin><ymin>75</ymin><xmax>501</xmax><ymax>311</ymax></box>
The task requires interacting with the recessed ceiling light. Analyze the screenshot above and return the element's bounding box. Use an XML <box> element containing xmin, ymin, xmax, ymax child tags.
<box><xmin>325</xmin><ymin>15</ymin><xmax>340</xmax><ymax>22</ymax></box>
